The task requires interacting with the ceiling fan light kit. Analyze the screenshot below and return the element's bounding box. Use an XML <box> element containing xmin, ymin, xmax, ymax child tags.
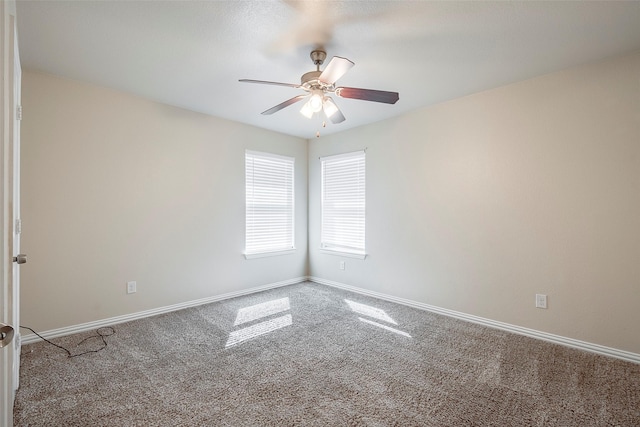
<box><xmin>307</xmin><ymin>89</ymin><xmax>324</xmax><ymax>112</ymax></box>
<box><xmin>239</xmin><ymin>48</ymin><xmax>399</xmax><ymax>125</ymax></box>
<box><xmin>322</xmin><ymin>96</ymin><xmax>339</xmax><ymax>118</ymax></box>
<box><xmin>300</xmin><ymin>99</ymin><xmax>314</xmax><ymax>118</ymax></box>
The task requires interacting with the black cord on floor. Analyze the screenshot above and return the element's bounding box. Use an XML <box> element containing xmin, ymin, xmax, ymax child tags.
<box><xmin>20</xmin><ymin>326</ymin><xmax>115</xmax><ymax>358</ymax></box>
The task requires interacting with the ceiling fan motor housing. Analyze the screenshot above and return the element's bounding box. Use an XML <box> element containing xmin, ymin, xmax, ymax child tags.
<box><xmin>301</xmin><ymin>70</ymin><xmax>335</xmax><ymax>93</ymax></box>
<box><xmin>301</xmin><ymin>70</ymin><xmax>322</xmax><ymax>86</ymax></box>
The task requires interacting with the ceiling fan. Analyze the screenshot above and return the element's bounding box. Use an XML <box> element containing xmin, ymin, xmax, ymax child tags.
<box><xmin>239</xmin><ymin>49</ymin><xmax>399</xmax><ymax>124</ymax></box>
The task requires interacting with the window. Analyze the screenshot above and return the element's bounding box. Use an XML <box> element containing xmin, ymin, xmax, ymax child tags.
<box><xmin>245</xmin><ymin>150</ymin><xmax>295</xmax><ymax>258</ymax></box>
<box><xmin>320</xmin><ymin>150</ymin><xmax>366</xmax><ymax>258</ymax></box>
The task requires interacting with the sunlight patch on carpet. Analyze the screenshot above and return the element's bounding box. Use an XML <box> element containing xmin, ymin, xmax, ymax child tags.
<box><xmin>226</xmin><ymin>314</ymin><xmax>292</xmax><ymax>348</ymax></box>
<box><xmin>358</xmin><ymin>317</ymin><xmax>412</xmax><ymax>338</ymax></box>
<box><xmin>233</xmin><ymin>297</ymin><xmax>291</xmax><ymax>326</ymax></box>
<box><xmin>345</xmin><ymin>299</ymin><xmax>397</xmax><ymax>324</ymax></box>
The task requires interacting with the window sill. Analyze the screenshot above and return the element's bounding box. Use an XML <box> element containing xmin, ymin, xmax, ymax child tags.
<box><xmin>320</xmin><ymin>249</ymin><xmax>367</xmax><ymax>260</ymax></box>
<box><xmin>244</xmin><ymin>249</ymin><xmax>296</xmax><ymax>260</ymax></box>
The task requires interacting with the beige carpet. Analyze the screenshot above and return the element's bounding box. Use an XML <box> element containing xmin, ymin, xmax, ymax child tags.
<box><xmin>13</xmin><ymin>282</ymin><xmax>640</xmax><ymax>426</ymax></box>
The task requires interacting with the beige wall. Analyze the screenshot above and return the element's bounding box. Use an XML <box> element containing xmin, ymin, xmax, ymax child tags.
<box><xmin>308</xmin><ymin>52</ymin><xmax>640</xmax><ymax>354</ymax></box>
<box><xmin>21</xmin><ymin>71</ymin><xmax>308</xmax><ymax>331</ymax></box>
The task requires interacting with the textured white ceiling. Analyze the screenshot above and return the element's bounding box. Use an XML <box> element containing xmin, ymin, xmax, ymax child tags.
<box><xmin>15</xmin><ymin>1</ymin><xmax>640</xmax><ymax>139</ymax></box>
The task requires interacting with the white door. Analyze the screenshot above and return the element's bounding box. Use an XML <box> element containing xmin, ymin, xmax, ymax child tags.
<box><xmin>11</xmin><ymin>0</ymin><xmax>22</xmax><ymax>394</ymax></box>
<box><xmin>1</xmin><ymin>2</ymin><xmax>21</xmax><ymax>426</ymax></box>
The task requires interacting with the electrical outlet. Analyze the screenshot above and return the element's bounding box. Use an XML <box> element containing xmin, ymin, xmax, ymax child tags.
<box><xmin>535</xmin><ymin>294</ymin><xmax>547</xmax><ymax>309</ymax></box>
<box><xmin>339</xmin><ymin>261</ymin><xmax>345</xmax><ymax>270</ymax></box>
<box><xmin>127</xmin><ymin>281</ymin><xmax>137</xmax><ymax>294</ymax></box>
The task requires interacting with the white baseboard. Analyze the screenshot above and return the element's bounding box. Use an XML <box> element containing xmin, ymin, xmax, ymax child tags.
<box><xmin>309</xmin><ymin>276</ymin><xmax>640</xmax><ymax>365</ymax></box>
<box><xmin>21</xmin><ymin>277</ymin><xmax>308</xmax><ymax>345</ymax></box>
<box><xmin>23</xmin><ymin>275</ymin><xmax>639</xmax><ymax>365</ymax></box>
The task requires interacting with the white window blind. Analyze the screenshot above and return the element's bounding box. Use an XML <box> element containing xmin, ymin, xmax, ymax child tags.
<box><xmin>321</xmin><ymin>150</ymin><xmax>366</xmax><ymax>255</ymax></box>
<box><xmin>245</xmin><ymin>150</ymin><xmax>295</xmax><ymax>256</ymax></box>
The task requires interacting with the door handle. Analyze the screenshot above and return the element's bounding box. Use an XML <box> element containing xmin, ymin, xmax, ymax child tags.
<box><xmin>0</xmin><ymin>324</ymin><xmax>14</xmax><ymax>348</ymax></box>
<box><xmin>12</xmin><ymin>253</ymin><xmax>26</xmax><ymax>264</ymax></box>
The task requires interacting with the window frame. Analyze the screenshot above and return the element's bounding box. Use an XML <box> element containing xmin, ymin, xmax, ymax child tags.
<box><xmin>244</xmin><ymin>150</ymin><xmax>295</xmax><ymax>259</ymax></box>
<box><xmin>320</xmin><ymin>150</ymin><xmax>367</xmax><ymax>259</ymax></box>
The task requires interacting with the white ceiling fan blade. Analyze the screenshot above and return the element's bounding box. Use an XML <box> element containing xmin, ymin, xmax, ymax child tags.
<box><xmin>239</xmin><ymin>79</ymin><xmax>301</xmax><ymax>89</ymax></box>
<box><xmin>261</xmin><ymin>95</ymin><xmax>308</xmax><ymax>115</ymax></box>
<box><xmin>323</xmin><ymin>97</ymin><xmax>345</xmax><ymax>124</ymax></box>
<box><xmin>319</xmin><ymin>56</ymin><xmax>354</xmax><ymax>85</ymax></box>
